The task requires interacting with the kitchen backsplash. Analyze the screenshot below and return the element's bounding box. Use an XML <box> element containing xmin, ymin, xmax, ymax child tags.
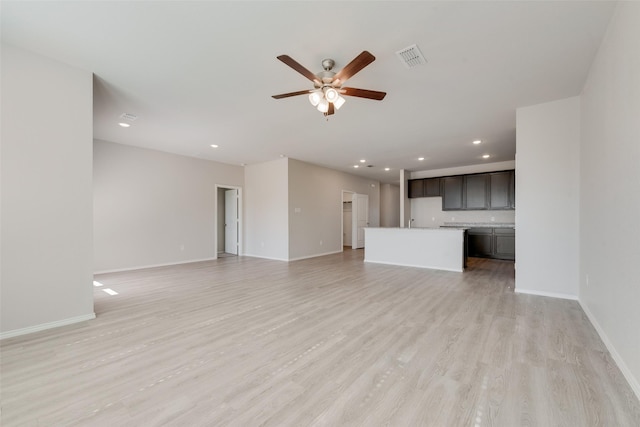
<box><xmin>410</xmin><ymin>197</ymin><xmax>515</xmax><ymax>227</ymax></box>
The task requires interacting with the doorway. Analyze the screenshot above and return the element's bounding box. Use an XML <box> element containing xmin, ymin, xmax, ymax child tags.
<box><xmin>216</xmin><ymin>185</ymin><xmax>242</xmax><ymax>257</ymax></box>
<box><xmin>341</xmin><ymin>190</ymin><xmax>368</xmax><ymax>250</ymax></box>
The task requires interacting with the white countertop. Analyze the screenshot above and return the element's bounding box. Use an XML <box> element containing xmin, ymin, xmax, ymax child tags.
<box><xmin>443</xmin><ymin>222</ymin><xmax>515</xmax><ymax>228</ymax></box>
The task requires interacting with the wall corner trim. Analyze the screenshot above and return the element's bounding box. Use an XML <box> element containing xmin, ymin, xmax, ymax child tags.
<box><xmin>0</xmin><ymin>313</ymin><xmax>96</xmax><ymax>340</ymax></box>
<box><xmin>580</xmin><ymin>300</ymin><xmax>640</xmax><ymax>401</ymax></box>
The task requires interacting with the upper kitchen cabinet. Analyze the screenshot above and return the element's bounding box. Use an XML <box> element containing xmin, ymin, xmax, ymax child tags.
<box><xmin>509</xmin><ymin>171</ymin><xmax>516</xmax><ymax>209</ymax></box>
<box><xmin>412</xmin><ymin>169</ymin><xmax>515</xmax><ymax>211</ymax></box>
<box><xmin>464</xmin><ymin>174</ymin><xmax>489</xmax><ymax>210</ymax></box>
<box><xmin>408</xmin><ymin>179</ymin><xmax>424</xmax><ymax>198</ymax></box>
<box><xmin>424</xmin><ymin>178</ymin><xmax>441</xmax><ymax>197</ymax></box>
<box><xmin>488</xmin><ymin>171</ymin><xmax>516</xmax><ymax>209</ymax></box>
<box><xmin>442</xmin><ymin>176</ymin><xmax>464</xmax><ymax>210</ymax></box>
<box><xmin>489</xmin><ymin>171</ymin><xmax>510</xmax><ymax>209</ymax></box>
<box><xmin>408</xmin><ymin>178</ymin><xmax>441</xmax><ymax>198</ymax></box>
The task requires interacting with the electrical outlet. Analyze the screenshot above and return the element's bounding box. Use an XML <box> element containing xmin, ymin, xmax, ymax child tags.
<box><xmin>180</xmin><ymin>244</ymin><xmax>185</xmax><ymax>251</ymax></box>
<box><xmin>320</xmin><ymin>240</ymin><xmax>323</xmax><ymax>246</ymax></box>
<box><xmin>491</xmin><ymin>216</ymin><xmax>495</xmax><ymax>222</ymax></box>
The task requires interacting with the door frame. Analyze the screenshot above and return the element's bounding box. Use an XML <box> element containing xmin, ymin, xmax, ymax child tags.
<box><xmin>352</xmin><ymin>193</ymin><xmax>369</xmax><ymax>249</ymax></box>
<box><xmin>215</xmin><ymin>184</ymin><xmax>243</xmax><ymax>257</ymax></box>
<box><xmin>341</xmin><ymin>190</ymin><xmax>355</xmax><ymax>250</ymax></box>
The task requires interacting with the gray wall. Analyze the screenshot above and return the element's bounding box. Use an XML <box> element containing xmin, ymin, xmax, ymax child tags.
<box><xmin>580</xmin><ymin>2</ymin><xmax>640</xmax><ymax>398</ymax></box>
<box><xmin>93</xmin><ymin>140</ymin><xmax>244</xmax><ymax>272</ymax></box>
<box><xmin>1</xmin><ymin>45</ymin><xmax>94</xmax><ymax>336</ymax></box>
<box><xmin>380</xmin><ymin>183</ymin><xmax>400</xmax><ymax>227</ymax></box>
<box><xmin>288</xmin><ymin>158</ymin><xmax>380</xmax><ymax>260</ymax></box>
<box><xmin>243</xmin><ymin>158</ymin><xmax>289</xmax><ymax>260</ymax></box>
<box><xmin>243</xmin><ymin>157</ymin><xmax>381</xmax><ymax>261</ymax></box>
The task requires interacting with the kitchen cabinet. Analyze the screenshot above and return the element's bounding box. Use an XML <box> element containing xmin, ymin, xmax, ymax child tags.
<box><xmin>467</xmin><ymin>228</ymin><xmax>493</xmax><ymax>257</ymax></box>
<box><xmin>424</xmin><ymin>178</ymin><xmax>441</xmax><ymax>197</ymax></box>
<box><xmin>494</xmin><ymin>228</ymin><xmax>515</xmax><ymax>260</ymax></box>
<box><xmin>489</xmin><ymin>171</ymin><xmax>511</xmax><ymax>209</ymax></box>
<box><xmin>464</xmin><ymin>174</ymin><xmax>489</xmax><ymax>210</ymax></box>
<box><xmin>408</xmin><ymin>178</ymin><xmax>441</xmax><ymax>198</ymax></box>
<box><xmin>467</xmin><ymin>227</ymin><xmax>515</xmax><ymax>260</ymax></box>
<box><xmin>442</xmin><ymin>176</ymin><xmax>464</xmax><ymax>210</ymax></box>
<box><xmin>509</xmin><ymin>171</ymin><xmax>516</xmax><ymax>208</ymax></box>
<box><xmin>408</xmin><ymin>179</ymin><xmax>424</xmax><ymax>198</ymax></box>
<box><xmin>411</xmin><ymin>169</ymin><xmax>515</xmax><ymax>211</ymax></box>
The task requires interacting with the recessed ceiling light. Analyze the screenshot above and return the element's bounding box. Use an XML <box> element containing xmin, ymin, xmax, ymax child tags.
<box><xmin>482</xmin><ymin>154</ymin><xmax>490</xmax><ymax>159</ymax></box>
<box><xmin>118</xmin><ymin>122</ymin><xmax>130</xmax><ymax>128</ymax></box>
<box><xmin>360</xmin><ymin>159</ymin><xmax>366</xmax><ymax>163</ymax></box>
<box><xmin>418</xmin><ymin>157</ymin><xmax>425</xmax><ymax>161</ymax></box>
<box><xmin>210</xmin><ymin>144</ymin><xmax>219</xmax><ymax>148</ymax></box>
<box><xmin>473</xmin><ymin>140</ymin><xmax>482</xmax><ymax>145</ymax></box>
<box><xmin>384</xmin><ymin>167</ymin><xmax>390</xmax><ymax>171</ymax></box>
<box><xmin>353</xmin><ymin>165</ymin><xmax>359</xmax><ymax>168</ymax></box>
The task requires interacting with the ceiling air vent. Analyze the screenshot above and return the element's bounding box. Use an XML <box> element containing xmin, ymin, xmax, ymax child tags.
<box><xmin>120</xmin><ymin>112</ymin><xmax>138</xmax><ymax>121</ymax></box>
<box><xmin>396</xmin><ymin>44</ymin><xmax>426</xmax><ymax>69</ymax></box>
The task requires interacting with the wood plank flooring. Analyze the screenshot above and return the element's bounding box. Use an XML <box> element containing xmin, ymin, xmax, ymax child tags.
<box><xmin>2</xmin><ymin>251</ymin><xmax>639</xmax><ymax>426</ymax></box>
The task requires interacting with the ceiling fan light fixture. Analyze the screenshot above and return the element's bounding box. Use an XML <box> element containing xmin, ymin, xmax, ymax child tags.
<box><xmin>324</xmin><ymin>87</ymin><xmax>339</xmax><ymax>103</ymax></box>
<box><xmin>333</xmin><ymin>95</ymin><xmax>346</xmax><ymax>110</ymax></box>
<box><xmin>309</xmin><ymin>91</ymin><xmax>322</xmax><ymax>106</ymax></box>
<box><xmin>317</xmin><ymin>98</ymin><xmax>329</xmax><ymax>113</ymax></box>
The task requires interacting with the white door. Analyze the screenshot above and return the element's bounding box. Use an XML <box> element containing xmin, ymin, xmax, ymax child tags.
<box><xmin>225</xmin><ymin>189</ymin><xmax>238</xmax><ymax>254</ymax></box>
<box><xmin>352</xmin><ymin>193</ymin><xmax>369</xmax><ymax>249</ymax></box>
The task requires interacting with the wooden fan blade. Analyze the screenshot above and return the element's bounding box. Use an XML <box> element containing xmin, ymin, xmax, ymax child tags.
<box><xmin>277</xmin><ymin>55</ymin><xmax>320</xmax><ymax>85</ymax></box>
<box><xmin>327</xmin><ymin>102</ymin><xmax>335</xmax><ymax>115</ymax></box>
<box><xmin>333</xmin><ymin>51</ymin><xmax>376</xmax><ymax>84</ymax></box>
<box><xmin>272</xmin><ymin>90</ymin><xmax>311</xmax><ymax>99</ymax></box>
<box><xmin>341</xmin><ymin>87</ymin><xmax>387</xmax><ymax>101</ymax></box>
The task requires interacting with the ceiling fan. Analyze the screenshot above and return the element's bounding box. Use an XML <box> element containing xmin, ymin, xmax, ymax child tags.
<box><xmin>272</xmin><ymin>51</ymin><xmax>386</xmax><ymax>116</ymax></box>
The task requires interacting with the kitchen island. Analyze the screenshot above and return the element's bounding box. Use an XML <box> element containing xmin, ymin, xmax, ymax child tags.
<box><xmin>364</xmin><ymin>227</ymin><xmax>466</xmax><ymax>272</ymax></box>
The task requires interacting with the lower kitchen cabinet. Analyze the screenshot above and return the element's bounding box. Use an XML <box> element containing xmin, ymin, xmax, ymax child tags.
<box><xmin>467</xmin><ymin>228</ymin><xmax>493</xmax><ymax>257</ymax></box>
<box><xmin>467</xmin><ymin>227</ymin><xmax>515</xmax><ymax>260</ymax></box>
<box><xmin>494</xmin><ymin>228</ymin><xmax>516</xmax><ymax>260</ymax></box>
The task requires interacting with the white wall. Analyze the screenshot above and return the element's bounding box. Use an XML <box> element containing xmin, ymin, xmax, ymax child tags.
<box><xmin>515</xmin><ymin>97</ymin><xmax>581</xmax><ymax>299</ymax></box>
<box><xmin>244</xmin><ymin>158</ymin><xmax>289</xmax><ymax>260</ymax></box>
<box><xmin>411</xmin><ymin>160</ymin><xmax>516</xmax><ymax>179</ymax></box>
<box><xmin>409</xmin><ymin>161</ymin><xmax>516</xmax><ymax>227</ymax></box>
<box><xmin>1</xmin><ymin>45</ymin><xmax>94</xmax><ymax>337</ymax></box>
<box><xmin>380</xmin><ymin>183</ymin><xmax>400</xmax><ymax>227</ymax></box>
<box><xmin>288</xmin><ymin>158</ymin><xmax>380</xmax><ymax>260</ymax></box>
<box><xmin>579</xmin><ymin>2</ymin><xmax>640</xmax><ymax>398</ymax></box>
<box><xmin>93</xmin><ymin>140</ymin><xmax>243</xmax><ymax>272</ymax></box>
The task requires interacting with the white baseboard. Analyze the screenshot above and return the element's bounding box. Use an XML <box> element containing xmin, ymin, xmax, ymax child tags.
<box><xmin>0</xmin><ymin>313</ymin><xmax>96</xmax><ymax>340</ymax></box>
<box><xmin>514</xmin><ymin>288</ymin><xmax>578</xmax><ymax>300</ymax></box>
<box><xmin>364</xmin><ymin>259</ymin><xmax>463</xmax><ymax>273</ymax></box>
<box><xmin>242</xmin><ymin>253</ymin><xmax>289</xmax><ymax>262</ymax></box>
<box><xmin>94</xmin><ymin>257</ymin><xmax>216</xmax><ymax>275</ymax></box>
<box><xmin>289</xmin><ymin>250</ymin><xmax>343</xmax><ymax>262</ymax></box>
<box><xmin>243</xmin><ymin>250</ymin><xmax>343</xmax><ymax>262</ymax></box>
<box><xmin>580</xmin><ymin>300</ymin><xmax>640</xmax><ymax>401</ymax></box>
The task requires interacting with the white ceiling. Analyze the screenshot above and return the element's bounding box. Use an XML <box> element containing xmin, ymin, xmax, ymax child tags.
<box><xmin>1</xmin><ymin>1</ymin><xmax>615</xmax><ymax>183</ymax></box>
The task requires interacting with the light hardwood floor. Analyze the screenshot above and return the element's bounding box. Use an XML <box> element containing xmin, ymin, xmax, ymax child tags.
<box><xmin>2</xmin><ymin>251</ymin><xmax>639</xmax><ymax>426</ymax></box>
